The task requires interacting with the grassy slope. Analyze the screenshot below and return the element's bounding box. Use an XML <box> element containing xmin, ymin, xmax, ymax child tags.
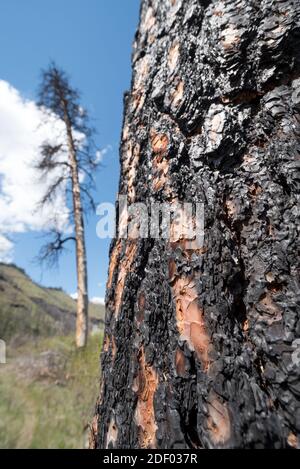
<box><xmin>0</xmin><ymin>333</ymin><xmax>102</xmax><ymax>449</ymax></box>
<box><xmin>0</xmin><ymin>263</ymin><xmax>105</xmax><ymax>343</ymax></box>
<box><xmin>0</xmin><ymin>263</ymin><xmax>104</xmax><ymax>448</ymax></box>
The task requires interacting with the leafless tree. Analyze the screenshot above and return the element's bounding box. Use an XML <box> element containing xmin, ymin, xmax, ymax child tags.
<box><xmin>36</xmin><ymin>63</ymin><xmax>100</xmax><ymax>348</ymax></box>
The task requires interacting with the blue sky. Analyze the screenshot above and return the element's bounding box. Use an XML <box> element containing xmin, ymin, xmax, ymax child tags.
<box><xmin>0</xmin><ymin>0</ymin><xmax>140</xmax><ymax>300</ymax></box>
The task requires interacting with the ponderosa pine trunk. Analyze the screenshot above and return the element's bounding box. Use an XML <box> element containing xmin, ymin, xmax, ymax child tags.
<box><xmin>91</xmin><ymin>0</ymin><xmax>300</xmax><ymax>449</ymax></box>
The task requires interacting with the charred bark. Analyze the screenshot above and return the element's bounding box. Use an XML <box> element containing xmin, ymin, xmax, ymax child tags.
<box><xmin>92</xmin><ymin>0</ymin><xmax>300</xmax><ymax>449</ymax></box>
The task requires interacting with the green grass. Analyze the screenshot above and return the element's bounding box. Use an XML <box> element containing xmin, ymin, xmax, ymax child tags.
<box><xmin>0</xmin><ymin>333</ymin><xmax>102</xmax><ymax>449</ymax></box>
<box><xmin>0</xmin><ymin>263</ymin><xmax>104</xmax><ymax>448</ymax></box>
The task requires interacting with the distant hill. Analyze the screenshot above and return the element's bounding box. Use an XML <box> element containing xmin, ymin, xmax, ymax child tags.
<box><xmin>0</xmin><ymin>263</ymin><xmax>105</xmax><ymax>345</ymax></box>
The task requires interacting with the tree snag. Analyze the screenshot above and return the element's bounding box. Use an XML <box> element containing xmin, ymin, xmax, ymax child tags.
<box><xmin>92</xmin><ymin>0</ymin><xmax>300</xmax><ymax>448</ymax></box>
<box><xmin>36</xmin><ymin>63</ymin><xmax>100</xmax><ymax>348</ymax></box>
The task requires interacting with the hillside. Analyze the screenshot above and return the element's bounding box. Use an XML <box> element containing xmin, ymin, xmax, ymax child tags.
<box><xmin>0</xmin><ymin>263</ymin><xmax>104</xmax><ymax>448</ymax></box>
<box><xmin>0</xmin><ymin>263</ymin><xmax>105</xmax><ymax>345</ymax></box>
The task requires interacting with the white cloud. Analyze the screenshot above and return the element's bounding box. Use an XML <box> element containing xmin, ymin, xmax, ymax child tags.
<box><xmin>95</xmin><ymin>144</ymin><xmax>113</xmax><ymax>164</ymax></box>
<box><xmin>0</xmin><ymin>80</ymin><xmax>71</xmax><ymax>261</ymax></box>
<box><xmin>90</xmin><ymin>297</ymin><xmax>105</xmax><ymax>305</ymax></box>
<box><xmin>0</xmin><ymin>235</ymin><xmax>13</xmax><ymax>263</ymax></box>
<box><xmin>70</xmin><ymin>293</ymin><xmax>105</xmax><ymax>305</ymax></box>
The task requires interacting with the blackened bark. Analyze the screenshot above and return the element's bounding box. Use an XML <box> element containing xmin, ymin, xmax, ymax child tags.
<box><xmin>92</xmin><ymin>0</ymin><xmax>300</xmax><ymax>449</ymax></box>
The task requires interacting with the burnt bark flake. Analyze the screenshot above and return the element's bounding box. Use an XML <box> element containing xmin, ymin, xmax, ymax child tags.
<box><xmin>92</xmin><ymin>0</ymin><xmax>300</xmax><ymax>449</ymax></box>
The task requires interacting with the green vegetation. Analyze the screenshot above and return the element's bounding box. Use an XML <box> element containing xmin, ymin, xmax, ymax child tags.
<box><xmin>0</xmin><ymin>263</ymin><xmax>105</xmax><ymax>448</ymax></box>
<box><xmin>0</xmin><ymin>333</ymin><xmax>102</xmax><ymax>449</ymax></box>
<box><xmin>0</xmin><ymin>263</ymin><xmax>105</xmax><ymax>344</ymax></box>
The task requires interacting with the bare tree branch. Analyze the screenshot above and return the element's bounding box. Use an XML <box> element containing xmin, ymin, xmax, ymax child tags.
<box><xmin>36</xmin><ymin>230</ymin><xmax>76</xmax><ymax>269</ymax></box>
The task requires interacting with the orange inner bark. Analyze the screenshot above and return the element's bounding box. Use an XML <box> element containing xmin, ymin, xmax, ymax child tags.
<box><xmin>134</xmin><ymin>347</ymin><xmax>158</xmax><ymax>449</ymax></box>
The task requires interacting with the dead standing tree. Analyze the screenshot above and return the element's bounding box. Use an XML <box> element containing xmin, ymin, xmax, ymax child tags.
<box><xmin>37</xmin><ymin>63</ymin><xmax>99</xmax><ymax>348</ymax></box>
<box><xmin>91</xmin><ymin>0</ymin><xmax>300</xmax><ymax>449</ymax></box>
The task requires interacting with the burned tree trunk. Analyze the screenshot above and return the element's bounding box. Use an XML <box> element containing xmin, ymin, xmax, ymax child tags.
<box><xmin>92</xmin><ymin>0</ymin><xmax>300</xmax><ymax>449</ymax></box>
